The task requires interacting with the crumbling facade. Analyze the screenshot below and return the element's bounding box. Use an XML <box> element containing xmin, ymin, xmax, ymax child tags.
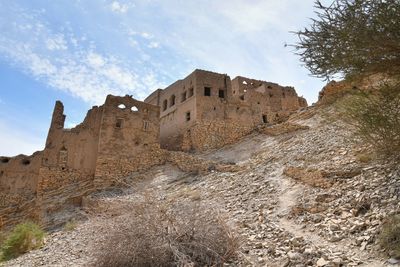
<box><xmin>145</xmin><ymin>69</ymin><xmax>307</xmax><ymax>151</ymax></box>
<box><xmin>0</xmin><ymin>95</ymin><xmax>162</xmax><ymax>229</ymax></box>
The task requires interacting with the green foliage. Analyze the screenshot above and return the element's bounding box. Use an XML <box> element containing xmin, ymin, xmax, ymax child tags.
<box><xmin>294</xmin><ymin>0</ymin><xmax>400</xmax><ymax>80</ymax></box>
<box><xmin>338</xmin><ymin>82</ymin><xmax>400</xmax><ymax>157</ymax></box>
<box><xmin>379</xmin><ymin>215</ymin><xmax>400</xmax><ymax>257</ymax></box>
<box><xmin>0</xmin><ymin>222</ymin><xmax>45</xmax><ymax>261</ymax></box>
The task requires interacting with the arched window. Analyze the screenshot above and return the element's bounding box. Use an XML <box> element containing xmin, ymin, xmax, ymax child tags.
<box><xmin>118</xmin><ymin>104</ymin><xmax>126</xmax><ymax>109</ymax></box>
<box><xmin>131</xmin><ymin>106</ymin><xmax>138</xmax><ymax>112</ymax></box>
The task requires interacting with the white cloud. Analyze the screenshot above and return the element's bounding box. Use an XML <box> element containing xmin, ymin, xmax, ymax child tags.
<box><xmin>148</xmin><ymin>41</ymin><xmax>159</xmax><ymax>48</ymax></box>
<box><xmin>46</xmin><ymin>34</ymin><xmax>68</xmax><ymax>50</ymax></box>
<box><xmin>110</xmin><ymin>1</ymin><xmax>129</xmax><ymax>14</ymax></box>
<box><xmin>86</xmin><ymin>52</ymin><xmax>105</xmax><ymax>68</ymax></box>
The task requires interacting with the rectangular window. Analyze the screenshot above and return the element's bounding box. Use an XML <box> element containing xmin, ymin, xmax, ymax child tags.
<box><xmin>218</xmin><ymin>89</ymin><xmax>225</xmax><ymax>98</ymax></box>
<box><xmin>186</xmin><ymin>111</ymin><xmax>191</xmax><ymax>121</ymax></box>
<box><xmin>204</xmin><ymin>87</ymin><xmax>211</xmax><ymax>96</ymax></box>
<box><xmin>115</xmin><ymin>118</ymin><xmax>123</xmax><ymax>128</ymax></box>
<box><xmin>181</xmin><ymin>91</ymin><xmax>187</xmax><ymax>102</ymax></box>
<box><xmin>188</xmin><ymin>88</ymin><xmax>194</xmax><ymax>97</ymax></box>
<box><xmin>262</xmin><ymin>115</ymin><xmax>268</xmax><ymax>123</ymax></box>
<box><xmin>143</xmin><ymin>120</ymin><xmax>150</xmax><ymax>131</ymax></box>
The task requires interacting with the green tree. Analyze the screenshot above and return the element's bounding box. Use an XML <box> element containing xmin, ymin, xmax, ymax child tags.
<box><xmin>295</xmin><ymin>0</ymin><xmax>400</xmax><ymax>80</ymax></box>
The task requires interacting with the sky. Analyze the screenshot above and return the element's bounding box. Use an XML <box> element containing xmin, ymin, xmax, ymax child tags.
<box><xmin>0</xmin><ymin>0</ymin><xmax>328</xmax><ymax>157</ymax></box>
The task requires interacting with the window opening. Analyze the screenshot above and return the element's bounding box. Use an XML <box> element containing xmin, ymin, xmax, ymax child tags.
<box><xmin>170</xmin><ymin>95</ymin><xmax>176</xmax><ymax>107</ymax></box>
<box><xmin>204</xmin><ymin>87</ymin><xmax>211</xmax><ymax>96</ymax></box>
<box><xmin>143</xmin><ymin>120</ymin><xmax>150</xmax><ymax>131</ymax></box>
<box><xmin>218</xmin><ymin>90</ymin><xmax>225</xmax><ymax>98</ymax></box>
<box><xmin>181</xmin><ymin>91</ymin><xmax>187</xmax><ymax>102</ymax></box>
<box><xmin>116</xmin><ymin>118</ymin><xmax>123</xmax><ymax>128</ymax></box>
<box><xmin>188</xmin><ymin>88</ymin><xmax>194</xmax><ymax>97</ymax></box>
<box><xmin>162</xmin><ymin>99</ymin><xmax>168</xmax><ymax>111</ymax></box>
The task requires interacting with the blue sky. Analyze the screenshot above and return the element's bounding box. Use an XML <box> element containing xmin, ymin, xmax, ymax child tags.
<box><xmin>0</xmin><ymin>0</ymin><xmax>328</xmax><ymax>156</ymax></box>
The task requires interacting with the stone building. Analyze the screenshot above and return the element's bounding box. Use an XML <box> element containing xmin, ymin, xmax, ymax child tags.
<box><xmin>0</xmin><ymin>95</ymin><xmax>162</xmax><ymax>229</ymax></box>
<box><xmin>144</xmin><ymin>69</ymin><xmax>307</xmax><ymax>151</ymax></box>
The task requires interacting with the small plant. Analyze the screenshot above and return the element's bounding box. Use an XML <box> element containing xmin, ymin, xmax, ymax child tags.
<box><xmin>0</xmin><ymin>222</ymin><xmax>45</xmax><ymax>261</ymax></box>
<box><xmin>355</xmin><ymin>152</ymin><xmax>373</xmax><ymax>163</ymax></box>
<box><xmin>63</xmin><ymin>220</ymin><xmax>77</xmax><ymax>232</ymax></box>
<box><xmin>379</xmin><ymin>215</ymin><xmax>400</xmax><ymax>258</ymax></box>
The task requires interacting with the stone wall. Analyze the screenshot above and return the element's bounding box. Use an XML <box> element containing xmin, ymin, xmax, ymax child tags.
<box><xmin>181</xmin><ymin>120</ymin><xmax>254</xmax><ymax>151</ymax></box>
<box><xmin>36</xmin><ymin>166</ymin><xmax>94</xmax><ymax>228</ymax></box>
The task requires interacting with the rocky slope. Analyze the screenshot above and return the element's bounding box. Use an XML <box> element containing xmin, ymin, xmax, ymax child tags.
<box><xmin>5</xmin><ymin>105</ymin><xmax>400</xmax><ymax>267</ymax></box>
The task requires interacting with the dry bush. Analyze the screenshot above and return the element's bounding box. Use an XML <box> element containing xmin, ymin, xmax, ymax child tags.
<box><xmin>379</xmin><ymin>214</ymin><xmax>400</xmax><ymax>258</ymax></box>
<box><xmin>338</xmin><ymin>82</ymin><xmax>400</xmax><ymax>158</ymax></box>
<box><xmin>92</xmin><ymin>196</ymin><xmax>240</xmax><ymax>267</ymax></box>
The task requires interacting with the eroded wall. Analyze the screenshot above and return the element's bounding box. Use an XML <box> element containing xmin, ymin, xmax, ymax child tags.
<box><xmin>94</xmin><ymin>95</ymin><xmax>163</xmax><ymax>188</ymax></box>
<box><xmin>146</xmin><ymin>69</ymin><xmax>308</xmax><ymax>151</ymax></box>
<box><xmin>0</xmin><ymin>95</ymin><xmax>163</xmax><ymax>229</ymax></box>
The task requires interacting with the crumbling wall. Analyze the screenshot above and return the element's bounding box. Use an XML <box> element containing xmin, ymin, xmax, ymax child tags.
<box><xmin>94</xmin><ymin>95</ymin><xmax>163</xmax><ymax>188</ymax></box>
<box><xmin>0</xmin><ymin>153</ymin><xmax>42</xmax><ymax>229</ymax></box>
<box><xmin>0</xmin><ymin>94</ymin><xmax>163</xmax><ymax>230</ymax></box>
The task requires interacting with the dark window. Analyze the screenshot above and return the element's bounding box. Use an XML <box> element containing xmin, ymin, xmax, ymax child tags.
<box><xmin>188</xmin><ymin>88</ymin><xmax>194</xmax><ymax>97</ymax></box>
<box><xmin>186</xmin><ymin>111</ymin><xmax>191</xmax><ymax>121</ymax></box>
<box><xmin>181</xmin><ymin>91</ymin><xmax>187</xmax><ymax>102</ymax></box>
<box><xmin>21</xmin><ymin>159</ymin><xmax>30</xmax><ymax>165</ymax></box>
<box><xmin>143</xmin><ymin>120</ymin><xmax>150</xmax><ymax>131</ymax></box>
<box><xmin>218</xmin><ymin>89</ymin><xmax>225</xmax><ymax>98</ymax></box>
<box><xmin>1</xmin><ymin>157</ymin><xmax>9</xmax><ymax>163</ymax></box>
<box><xmin>170</xmin><ymin>95</ymin><xmax>176</xmax><ymax>107</ymax></box>
<box><xmin>162</xmin><ymin>99</ymin><xmax>168</xmax><ymax>111</ymax></box>
<box><xmin>116</xmin><ymin>118</ymin><xmax>123</xmax><ymax>128</ymax></box>
<box><xmin>204</xmin><ymin>87</ymin><xmax>211</xmax><ymax>96</ymax></box>
<box><xmin>262</xmin><ymin>115</ymin><xmax>268</xmax><ymax>123</ymax></box>
<box><xmin>267</xmin><ymin>85</ymin><xmax>272</xmax><ymax>89</ymax></box>
<box><xmin>240</xmin><ymin>95</ymin><xmax>244</xmax><ymax>100</ymax></box>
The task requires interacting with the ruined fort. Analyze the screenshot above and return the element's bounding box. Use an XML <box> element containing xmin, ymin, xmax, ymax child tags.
<box><xmin>0</xmin><ymin>69</ymin><xmax>307</xmax><ymax>229</ymax></box>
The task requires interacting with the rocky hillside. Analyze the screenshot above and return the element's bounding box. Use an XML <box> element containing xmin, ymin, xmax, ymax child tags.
<box><xmin>5</xmin><ymin>105</ymin><xmax>400</xmax><ymax>267</ymax></box>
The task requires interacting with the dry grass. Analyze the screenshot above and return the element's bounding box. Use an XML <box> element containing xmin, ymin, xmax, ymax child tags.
<box><xmin>283</xmin><ymin>167</ymin><xmax>332</xmax><ymax>188</ymax></box>
<box><xmin>92</xmin><ymin>196</ymin><xmax>240</xmax><ymax>267</ymax></box>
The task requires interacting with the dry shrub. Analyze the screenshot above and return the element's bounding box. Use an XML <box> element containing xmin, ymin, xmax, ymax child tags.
<box><xmin>93</xmin><ymin>196</ymin><xmax>240</xmax><ymax>267</ymax></box>
<box><xmin>283</xmin><ymin>167</ymin><xmax>332</xmax><ymax>188</ymax></box>
<box><xmin>379</xmin><ymin>214</ymin><xmax>400</xmax><ymax>258</ymax></box>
